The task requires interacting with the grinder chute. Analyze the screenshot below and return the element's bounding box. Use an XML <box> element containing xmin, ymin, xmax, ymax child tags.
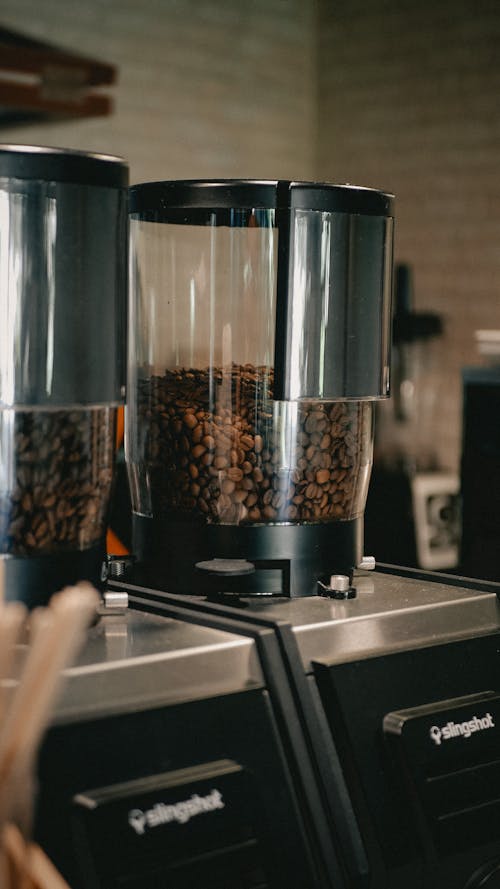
<box><xmin>127</xmin><ymin>179</ymin><xmax>394</xmax><ymax>596</ymax></box>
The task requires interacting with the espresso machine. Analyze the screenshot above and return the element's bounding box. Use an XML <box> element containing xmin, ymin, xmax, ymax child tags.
<box><xmin>112</xmin><ymin>180</ymin><xmax>500</xmax><ymax>889</ymax></box>
<box><xmin>7</xmin><ymin>174</ymin><xmax>500</xmax><ymax>889</ymax></box>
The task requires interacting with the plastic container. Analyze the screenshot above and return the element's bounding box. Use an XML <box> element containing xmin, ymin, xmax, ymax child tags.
<box><xmin>0</xmin><ymin>145</ymin><xmax>128</xmax><ymax>606</ymax></box>
<box><xmin>127</xmin><ymin>180</ymin><xmax>394</xmax><ymax>595</ymax></box>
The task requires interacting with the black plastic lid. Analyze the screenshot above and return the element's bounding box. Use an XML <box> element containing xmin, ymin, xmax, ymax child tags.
<box><xmin>0</xmin><ymin>144</ymin><xmax>128</xmax><ymax>188</ymax></box>
<box><xmin>129</xmin><ymin>179</ymin><xmax>394</xmax><ymax>217</ymax></box>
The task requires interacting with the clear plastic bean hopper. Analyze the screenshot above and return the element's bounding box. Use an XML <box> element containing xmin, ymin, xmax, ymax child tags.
<box><xmin>0</xmin><ymin>145</ymin><xmax>128</xmax><ymax>607</ymax></box>
<box><xmin>127</xmin><ymin>180</ymin><xmax>393</xmax><ymax>597</ymax></box>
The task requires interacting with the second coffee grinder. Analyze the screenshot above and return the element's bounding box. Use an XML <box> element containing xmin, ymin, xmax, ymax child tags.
<box><xmin>126</xmin><ymin>180</ymin><xmax>394</xmax><ymax>597</ymax></box>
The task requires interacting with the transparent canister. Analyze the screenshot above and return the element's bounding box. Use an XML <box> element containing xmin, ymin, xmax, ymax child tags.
<box><xmin>0</xmin><ymin>145</ymin><xmax>128</xmax><ymax>606</ymax></box>
<box><xmin>127</xmin><ymin>180</ymin><xmax>394</xmax><ymax>595</ymax></box>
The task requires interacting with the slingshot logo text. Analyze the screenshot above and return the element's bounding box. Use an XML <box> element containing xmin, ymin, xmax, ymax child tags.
<box><xmin>128</xmin><ymin>789</ymin><xmax>225</xmax><ymax>835</ymax></box>
<box><xmin>429</xmin><ymin>712</ymin><xmax>495</xmax><ymax>746</ymax></box>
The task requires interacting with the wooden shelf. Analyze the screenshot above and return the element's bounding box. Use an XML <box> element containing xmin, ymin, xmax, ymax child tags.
<box><xmin>0</xmin><ymin>26</ymin><xmax>116</xmax><ymax>123</ymax></box>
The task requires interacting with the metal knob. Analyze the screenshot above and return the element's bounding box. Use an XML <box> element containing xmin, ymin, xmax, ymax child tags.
<box><xmin>97</xmin><ymin>590</ymin><xmax>129</xmax><ymax>616</ymax></box>
<box><xmin>357</xmin><ymin>555</ymin><xmax>376</xmax><ymax>571</ymax></box>
<box><xmin>318</xmin><ymin>573</ymin><xmax>356</xmax><ymax>599</ymax></box>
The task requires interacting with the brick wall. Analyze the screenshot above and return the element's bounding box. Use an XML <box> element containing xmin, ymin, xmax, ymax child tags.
<box><xmin>0</xmin><ymin>0</ymin><xmax>318</xmax><ymax>183</ymax></box>
<box><xmin>318</xmin><ymin>0</ymin><xmax>500</xmax><ymax>470</ymax></box>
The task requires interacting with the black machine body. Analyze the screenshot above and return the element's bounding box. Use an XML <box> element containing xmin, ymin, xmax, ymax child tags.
<box><xmin>108</xmin><ymin>566</ymin><xmax>500</xmax><ymax>889</ymax></box>
<box><xmin>33</xmin><ymin>608</ymin><xmax>330</xmax><ymax>889</ymax></box>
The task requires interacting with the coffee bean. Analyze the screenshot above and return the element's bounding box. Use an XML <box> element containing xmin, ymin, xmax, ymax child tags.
<box><xmin>263</xmin><ymin>505</ymin><xmax>277</xmax><ymax>520</ymax></box>
<box><xmin>192</xmin><ymin>425</ymin><xmax>203</xmax><ymax>444</ymax></box>
<box><xmin>316</xmin><ymin>469</ymin><xmax>330</xmax><ymax>485</ymax></box>
<box><xmin>272</xmin><ymin>491</ymin><xmax>285</xmax><ymax>510</ymax></box>
<box><xmin>240</xmin><ymin>434</ymin><xmax>254</xmax><ymax>451</ymax></box>
<box><xmin>21</xmin><ymin>493</ymin><xmax>33</xmax><ymax>512</ymax></box>
<box><xmin>9</xmin><ymin>516</ymin><xmax>25</xmax><ymax>536</ymax></box>
<box><xmin>305</xmin><ymin>444</ymin><xmax>316</xmax><ymax>461</ymax></box>
<box><xmin>191</xmin><ymin>444</ymin><xmax>206</xmax><ymax>459</ymax></box>
<box><xmin>137</xmin><ymin>366</ymin><xmax>372</xmax><ymax>527</ymax></box>
<box><xmin>0</xmin><ymin>407</ymin><xmax>116</xmax><ymax>556</ymax></box>
<box><xmin>233</xmin><ymin>489</ymin><xmax>248</xmax><ymax>503</ymax></box>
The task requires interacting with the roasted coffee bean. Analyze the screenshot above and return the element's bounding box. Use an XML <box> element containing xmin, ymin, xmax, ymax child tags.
<box><xmin>233</xmin><ymin>489</ymin><xmax>248</xmax><ymax>504</ymax></box>
<box><xmin>0</xmin><ymin>407</ymin><xmax>115</xmax><ymax>556</ymax></box>
<box><xmin>202</xmin><ymin>434</ymin><xmax>215</xmax><ymax>450</ymax></box>
<box><xmin>272</xmin><ymin>491</ymin><xmax>285</xmax><ymax>510</ymax></box>
<box><xmin>192</xmin><ymin>425</ymin><xmax>203</xmax><ymax>444</ymax></box>
<box><xmin>263</xmin><ymin>505</ymin><xmax>277</xmax><ymax>520</ymax></box>
<box><xmin>137</xmin><ymin>365</ymin><xmax>372</xmax><ymax>526</ymax></box>
<box><xmin>262</xmin><ymin>489</ymin><xmax>273</xmax><ymax>506</ymax></box>
<box><xmin>316</xmin><ymin>469</ymin><xmax>331</xmax><ymax>485</ymax></box>
<box><xmin>305</xmin><ymin>444</ymin><xmax>316</xmax><ymax>461</ymax></box>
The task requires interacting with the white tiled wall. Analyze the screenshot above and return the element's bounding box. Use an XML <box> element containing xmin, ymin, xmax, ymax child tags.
<box><xmin>317</xmin><ymin>0</ymin><xmax>500</xmax><ymax>470</ymax></box>
<box><xmin>0</xmin><ymin>0</ymin><xmax>318</xmax><ymax>183</ymax></box>
<box><xmin>2</xmin><ymin>0</ymin><xmax>499</xmax><ymax>471</ymax></box>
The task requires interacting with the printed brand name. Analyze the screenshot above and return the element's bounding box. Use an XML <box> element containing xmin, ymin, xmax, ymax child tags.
<box><xmin>429</xmin><ymin>712</ymin><xmax>495</xmax><ymax>746</ymax></box>
<box><xmin>128</xmin><ymin>789</ymin><xmax>225</xmax><ymax>835</ymax></box>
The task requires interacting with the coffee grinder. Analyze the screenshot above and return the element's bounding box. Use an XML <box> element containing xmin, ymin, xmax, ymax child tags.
<box><xmin>126</xmin><ymin>180</ymin><xmax>394</xmax><ymax>597</ymax></box>
<box><xmin>0</xmin><ymin>145</ymin><xmax>128</xmax><ymax>607</ymax></box>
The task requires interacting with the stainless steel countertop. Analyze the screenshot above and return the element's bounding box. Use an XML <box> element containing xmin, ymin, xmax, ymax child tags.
<box><xmin>235</xmin><ymin>571</ymin><xmax>500</xmax><ymax>670</ymax></box>
<box><xmin>32</xmin><ymin>571</ymin><xmax>499</xmax><ymax>725</ymax></box>
<box><xmin>11</xmin><ymin>610</ymin><xmax>263</xmax><ymax>725</ymax></box>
